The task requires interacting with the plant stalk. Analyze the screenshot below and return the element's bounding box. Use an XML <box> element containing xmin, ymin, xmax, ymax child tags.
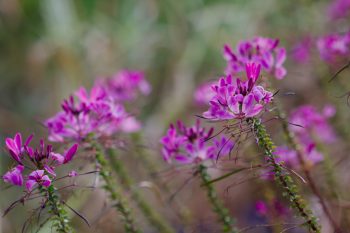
<box><xmin>108</xmin><ymin>148</ymin><xmax>175</xmax><ymax>233</ymax></box>
<box><xmin>251</xmin><ymin>117</ymin><xmax>321</xmax><ymax>233</ymax></box>
<box><xmin>199</xmin><ymin>164</ymin><xmax>238</xmax><ymax>233</ymax></box>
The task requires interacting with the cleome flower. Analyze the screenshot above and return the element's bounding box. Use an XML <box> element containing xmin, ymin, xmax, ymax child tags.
<box><xmin>289</xmin><ymin>104</ymin><xmax>337</xmax><ymax>145</ymax></box>
<box><xmin>45</xmin><ymin>82</ymin><xmax>141</xmax><ymax>143</ymax></box>
<box><xmin>97</xmin><ymin>70</ymin><xmax>151</xmax><ymax>102</ymax></box>
<box><xmin>203</xmin><ymin>63</ymin><xmax>273</xmax><ymax>120</ymax></box>
<box><xmin>317</xmin><ymin>31</ymin><xmax>350</xmax><ymax>62</ymax></box>
<box><xmin>224</xmin><ymin>37</ymin><xmax>287</xmax><ymax>79</ymax></box>
<box><xmin>2</xmin><ymin>133</ymin><xmax>78</xmax><ymax>191</ymax></box>
<box><xmin>160</xmin><ymin>120</ymin><xmax>234</xmax><ymax>164</ymax></box>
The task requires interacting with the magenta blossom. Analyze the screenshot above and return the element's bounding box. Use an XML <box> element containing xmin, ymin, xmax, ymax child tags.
<box><xmin>289</xmin><ymin>104</ymin><xmax>337</xmax><ymax>145</ymax></box>
<box><xmin>194</xmin><ymin>81</ymin><xmax>216</xmax><ymax>106</ymax></box>
<box><xmin>203</xmin><ymin>63</ymin><xmax>273</xmax><ymax>120</ymax></box>
<box><xmin>317</xmin><ymin>31</ymin><xmax>350</xmax><ymax>62</ymax></box>
<box><xmin>274</xmin><ymin>143</ymin><xmax>323</xmax><ymax>168</ymax></box>
<box><xmin>291</xmin><ymin>37</ymin><xmax>313</xmax><ymax>64</ymax></box>
<box><xmin>160</xmin><ymin>120</ymin><xmax>234</xmax><ymax>164</ymax></box>
<box><xmin>98</xmin><ymin>70</ymin><xmax>151</xmax><ymax>102</ymax></box>
<box><xmin>3</xmin><ymin>165</ymin><xmax>24</xmax><ymax>186</ymax></box>
<box><xmin>45</xmin><ymin>82</ymin><xmax>141</xmax><ymax>142</ymax></box>
<box><xmin>224</xmin><ymin>37</ymin><xmax>287</xmax><ymax>79</ymax></box>
<box><xmin>328</xmin><ymin>0</ymin><xmax>350</xmax><ymax>20</ymax></box>
<box><xmin>2</xmin><ymin>133</ymin><xmax>78</xmax><ymax>191</ymax></box>
<box><xmin>26</xmin><ymin>170</ymin><xmax>51</xmax><ymax>191</ymax></box>
<box><xmin>5</xmin><ymin>133</ymin><xmax>33</xmax><ymax>164</ymax></box>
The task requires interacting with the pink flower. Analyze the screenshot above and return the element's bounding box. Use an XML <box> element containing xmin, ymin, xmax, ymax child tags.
<box><xmin>203</xmin><ymin>63</ymin><xmax>273</xmax><ymax>120</ymax></box>
<box><xmin>289</xmin><ymin>105</ymin><xmax>337</xmax><ymax>145</ymax></box>
<box><xmin>5</xmin><ymin>133</ymin><xmax>33</xmax><ymax>164</ymax></box>
<box><xmin>328</xmin><ymin>0</ymin><xmax>350</xmax><ymax>19</ymax></box>
<box><xmin>194</xmin><ymin>81</ymin><xmax>217</xmax><ymax>106</ymax></box>
<box><xmin>26</xmin><ymin>170</ymin><xmax>51</xmax><ymax>191</ymax></box>
<box><xmin>160</xmin><ymin>120</ymin><xmax>234</xmax><ymax>164</ymax></box>
<box><xmin>224</xmin><ymin>37</ymin><xmax>287</xmax><ymax>79</ymax></box>
<box><xmin>255</xmin><ymin>201</ymin><xmax>268</xmax><ymax>216</ymax></box>
<box><xmin>2</xmin><ymin>133</ymin><xmax>78</xmax><ymax>190</ymax></box>
<box><xmin>45</xmin><ymin>81</ymin><xmax>142</xmax><ymax>142</ymax></box>
<box><xmin>100</xmin><ymin>70</ymin><xmax>151</xmax><ymax>102</ymax></box>
<box><xmin>2</xmin><ymin>165</ymin><xmax>24</xmax><ymax>186</ymax></box>
<box><xmin>292</xmin><ymin>37</ymin><xmax>313</xmax><ymax>64</ymax></box>
<box><xmin>317</xmin><ymin>31</ymin><xmax>350</xmax><ymax>62</ymax></box>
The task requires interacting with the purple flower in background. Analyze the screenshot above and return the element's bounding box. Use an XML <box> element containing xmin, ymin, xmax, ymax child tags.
<box><xmin>2</xmin><ymin>133</ymin><xmax>78</xmax><ymax>191</ymax></box>
<box><xmin>289</xmin><ymin>104</ymin><xmax>337</xmax><ymax>145</ymax></box>
<box><xmin>100</xmin><ymin>70</ymin><xmax>151</xmax><ymax>102</ymax></box>
<box><xmin>317</xmin><ymin>31</ymin><xmax>350</xmax><ymax>62</ymax></box>
<box><xmin>203</xmin><ymin>63</ymin><xmax>273</xmax><ymax>120</ymax></box>
<box><xmin>224</xmin><ymin>37</ymin><xmax>287</xmax><ymax>79</ymax></box>
<box><xmin>292</xmin><ymin>37</ymin><xmax>313</xmax><ymax>64</ymax></box>
<box><xmin>255</xmin><ymin>201</ymin><xmax>268</xmax><ymax>216</ymax></box>
<box><xmin>3</xmin><ymin>165</ymin><xmax>24</xmax><ymax>186</ymax></box>
<box><xmin>275</xmin><ymin>144</ymin><xmax>323</xmax><ymax>168</ymax></box>
<box><xmin>328</xmin><ymin>0</ymin><xmax>350</xmax><ymax>20</ymax></box>
<box><xmin>160</xmin><ymin>120</ymin><xmax>234</xmax><ymax>164</ymax></box>
<box><xmin>255</xmin><ymin>199</ymin><xmax>289</xmax><ymax>217</ymax></box>
<box><xmin>45</xmin><ymin>82</ymin><xmax>141</xmax><ymax>142</ymax></box>
<box><xmin>194</xmin><ymin>81</ymin><xmax>216</xmax><ymax>106</ymax></box>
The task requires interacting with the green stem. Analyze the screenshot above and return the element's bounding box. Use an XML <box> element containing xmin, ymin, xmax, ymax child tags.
<box><xmin>199</xmin><ymin>164</ymin><xmax>238</xmax><ymax>233</ymax></box>
<box><xmin>276</xmin><ymin>105</ymin><xmax>343</xmax><ymax>232</ymax></box>
<box><xmin>40</xmin><ymin>185</ymin><xmax>74</xmax><ymax>233</ymax></box>
<box><xmin>108</xmin><ymin>148</ymin><xmax>175</xmax><ymax>233</ymax></box>
<box><xmin>251</xmin><ymin>118</ymin><xmax>321</xmax><ymax>233</ymax></box>
<box><xmin>93</xmin><ymin>143</ymin><xmax>140</xmax><ymax>233</ymax></box>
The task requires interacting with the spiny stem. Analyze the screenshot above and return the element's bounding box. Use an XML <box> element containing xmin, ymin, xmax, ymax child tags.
<box><xmin>40</xmin><ymin>185</ymin><xmax>74</xmax><ymax>233</ymax></box>
<box><xmin>108</xmin><ymin>148</ymin><xmax>175</xmax><ymax>233</ymax></box>
<box><xmin>92</xmin><ymin>143</ymin><xmax>140</xmax><ymax>233</ymax></box>
<box><xmin>250</xmin><ymin>118</ymin><xmax>321</xmax><ymax>233</ymax></box>
<box><xmin>199</xmin><ymin>164</ymin><xmax>238</xmax><ymax>233</ymax></box>
<box><xmin>278</xmin><ymin>110</ymin><xmax>343</xmax><ymax>233</ymax></box>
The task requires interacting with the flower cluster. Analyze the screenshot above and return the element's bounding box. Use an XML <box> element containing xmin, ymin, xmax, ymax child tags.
<box><xmin>98</xmin><ymin>69</ymin><xmax>151</xmax><ymax>102</ymax></box>
<box><xmin>160</xmin><ymin>120</ymin><xmax>234</xmax><ymax>164</ymax></box>
<box><xmin>224</xmin><ymin>37</ymin><xmax>287</xmax><ymax>79</ymax></box>
<box><xmin>3</xmin><ymin>133</ymin><xmax>78</xmax><ymax>191</ymax></box>
<box><xmin>203</xmin><ymin>63</ymin><xmax>273</xmax><ymax>120</ymax></box>
<box><xmin>276</xmin><ymin>105</ymin><xmax>336</xmax><ymax>168</ymax></box>
<box><xmin>317</xmin><ymin>31</ymin><xmax>350</xmax><ymax>62</ymax></box>
<box><xmin>289</xmin><ymin>104</ymin><xmax>337</xmax><ymax>145</ymax></box>
<box><xmin>328</xmin><ymin>0</ymin><xmax>350</xmax><ymax>20</ymax></box>
<box><xmin>45</xmin><ymin>71</ymin><xmax>150</xmax><ymax>142</ymax></box>
<box><xmin>274</xmin><ymin>144</ymin><xmax>323</xmax><ymax>168</ymax></box>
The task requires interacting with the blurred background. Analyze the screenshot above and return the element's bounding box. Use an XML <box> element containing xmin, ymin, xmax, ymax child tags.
<box><xmin>1</xmin><ymin>0</ymin><xmax>350</xmax><ymax>232</ymax></box>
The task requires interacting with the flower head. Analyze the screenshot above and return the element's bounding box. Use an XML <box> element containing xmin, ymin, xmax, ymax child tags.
<box><xmin>224</xmin><ymin>37</ymin><xmax>287</xmax><ymax>79</ymax></box>
<box><xmin>99</xmin><ymin>70</ymin><xmax>151</xmax><ymax>102</ymax></box>
<box><xmin>160</xmin><ymin>120</ymin><xmax>234</xmax><ymax>164</ymax></box>
<box><xmin>45</xmin><ymin>82</ymin><xmax>141</xmax><ymax>143</ymax></box>
<box><xmin>2</xmin><ymin>133</ymin><xmax>78</xmax><ymax>191</ymax></box>
<box><xmin>317</xmin><ymin>31</ymin><xmax>350</xmax><ymax>62</ymax></box>
<box><xmin>203</xmin><ymin>63</ymin><xmax>273</xmax><ymax>120</ymax></box>
<box><xmin>289</xmin><ymin>105</ymin><xmax>337</xmax><ymax>145</ymax></box>
<box><xmin>328</xmin><ymin>0</ymin><xmax>350</xmax><ymax>20</ymax></box>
